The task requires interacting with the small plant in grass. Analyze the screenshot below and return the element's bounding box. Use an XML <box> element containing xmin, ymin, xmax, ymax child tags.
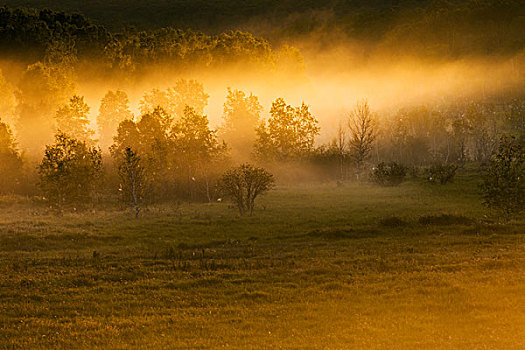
<box><xmin>427</xmin><ymin>163</ymin><xmax>458</xmax><ymax>184</ymax></box>
<box><xmin>480</xmin><ymin>135</ymin><xmax>524</xmax><ymax>221</ymax></box>
<box><xmin>379</xmin><ymin>216</ymin><xmax>407</xmax><ymax>227</ymax></box>
<box><xmin>218</xmin><ymin>164</ymin><xmax>274</xmax><ymax>215</ymax></box>
<box><xmin>370</xmin><ymin>162</ymin><xmax>407</xmax><ymax>186</ymax></box>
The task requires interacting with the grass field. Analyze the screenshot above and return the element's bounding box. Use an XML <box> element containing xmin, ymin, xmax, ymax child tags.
<box><xmin>1</xmin><ymin>174</ymin><xmax>524</xmax><ymax>349</ymax></box>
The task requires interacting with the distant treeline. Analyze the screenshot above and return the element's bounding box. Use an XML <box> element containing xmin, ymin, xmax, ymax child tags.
<box><xmin>0</xmin><ymin>6</ymin><xmax>298</xmax><ymax>72</ymax></box>
<box><xmin>0</xmin><ymin>76</ymin><xmax>523</xmax><ymax>200</ymax></box>
<box><xmin>3</xmin><ymin>1</ymin><xmax>525</xmax><ymax>58</ymax></box>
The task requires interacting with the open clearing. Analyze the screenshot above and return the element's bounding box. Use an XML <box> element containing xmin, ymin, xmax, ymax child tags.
<box><xmin>1</xmin><ymin>175</ymin><xmax>524</xmax><ymax>349</ymax></box>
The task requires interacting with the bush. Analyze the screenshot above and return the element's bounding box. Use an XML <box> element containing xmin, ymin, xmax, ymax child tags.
<box><xmin>370</xmin><ymin>162</ymin><xmax>407</xmax><ymax>186</ymax></box>
<box><xmin>427</xmin><ymin>163</ymin><xmax>458</xmax><ymax>184</ymax></box>
<box><xmin>218</xmin><ymin>164</ymin><xmax>274</xmax><ymax>215</ymax></box>
<box><xmin>480</xmin><ymin>135</ymin><xmax>524</xmax><ymax>221</ymax></box>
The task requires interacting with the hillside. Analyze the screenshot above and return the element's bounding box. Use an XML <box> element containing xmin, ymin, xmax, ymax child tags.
<box><xmin>3</xmin><ymin>0</ymin><xmax>525</xmax><ymax>59</ymax></box>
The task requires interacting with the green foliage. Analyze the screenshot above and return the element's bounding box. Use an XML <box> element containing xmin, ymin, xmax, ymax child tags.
<box><xmin>370</xmin><ymin>162</ymin><xmax>407</xmax><ymax>187</ymax></box>
<box><xmin>480</xmin><ymin>135</ymin><xmax>524</xmax><ymax>220</ymax></box>
<box><xmin>0</xmin><ymin>119</ymin><xmax>24</xmax><ymax>194</ymax></box>
<box><xmin>255</xmin><ymin>98</ymin><xmax>319</xmax><ymax>162</ymax></box>
<box><xmin>218</xmin><ymin>163</ymin><xmax>274</xmax><ymax>215</ymax></box>
<box><xmin>427</xmin><ymin>163</ymin><xmax>458</xmax><ymax>185</ymax></box>
<box><xmin>117</xmin><ymin>147</ymin><xmax>145</xmax><ymax>217</ymax></box>
<box><xmin>38</xmin><ymin>132</ymin><xmax>102</xmax><ymax>208</ymax></box>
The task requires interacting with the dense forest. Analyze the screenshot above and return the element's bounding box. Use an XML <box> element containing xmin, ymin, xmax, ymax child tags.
<box><xmin>3</xmin><ymin>0</ymin><xmax>525</xmax><ymax>58</ymax></box>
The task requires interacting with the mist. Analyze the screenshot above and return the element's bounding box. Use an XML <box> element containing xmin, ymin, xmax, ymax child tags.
<box><xmin>67</xmin><ymin>46</ymin><xmax>525</xmax><ymax>145</ymax></box>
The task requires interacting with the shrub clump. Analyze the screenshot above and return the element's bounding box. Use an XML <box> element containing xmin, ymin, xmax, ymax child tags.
<box><xmin>218</xmin><ymin>164</ymin><xmax>274</xmax><ymax>215</ymax></box>
<box><xmin>426</xmin><ymin>163</ymin><xmax>458</xmax><ymax>184</ymax></box>
<box><xmin>370</xmin><ymin>162</ymin><xmax>407</xmax><ymax>186</ymax></box>
<box><xmin>480</xmin><ymin>135</ymin><xmax>524</xmax><ymax>221</ymax></box>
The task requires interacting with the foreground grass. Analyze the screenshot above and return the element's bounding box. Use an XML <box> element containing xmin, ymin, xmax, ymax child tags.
<box><xmin>1</xmin><ymin>176</ymin><xmax>524</xmax><ymax>349</ymax></box>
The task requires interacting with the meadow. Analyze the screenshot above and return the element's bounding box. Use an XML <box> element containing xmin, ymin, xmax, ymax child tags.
<box><xmin>0</xmin><ymin>173</ymin><xmax>524</xmax><ymax>349</ymax></box>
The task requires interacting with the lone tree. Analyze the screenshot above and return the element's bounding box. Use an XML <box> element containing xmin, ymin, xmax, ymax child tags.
<box><xmin>117</xmin><ymin>147</ymin><xmax>145</xmax><ymax>218</ymax></box>
<box><xmin>348</xmin><ymin>99</ymin><xmax>376</xmax><ymax>181</ymax></box>
<box><xmin>218</xmin><ymin>164</ymin><xmax>274</xmax><ymax>215</ymax></box>
<box><xmin>38</xmin><ymin>133</ymin><xmax>102</xmax><ymax>209</ymax></box>
<box><xmin>480</xmin><ymin>135</ymin><xmax>524</xmax><ymax>221</ymax></box>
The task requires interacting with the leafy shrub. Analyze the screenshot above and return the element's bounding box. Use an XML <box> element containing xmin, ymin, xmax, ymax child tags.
<box><xmin>370</xmin><ymin>162</ymin><xmax>407</xmax><ymax>186</ymax></box>
<box><xmin>480</xmin><ymin>135</ymin><xmax>524</xmax><ymax>221</ymax></box>
<box><xmin>427</xmin><ymin>163</ymin><xmax>458</xmax><ymax>184</ymax></box>
<box><xmin>218</xmin><ymin>164</ymin><xmax>274</xmax><ymax>215</ymax></box>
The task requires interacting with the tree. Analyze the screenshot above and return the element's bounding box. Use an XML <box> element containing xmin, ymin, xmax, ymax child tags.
<box><xmin>218</xmin><ymin>164</ymin><xmax>274</xmax><ymax>215</ymax></box>
<box><xmin>450</xmin><ymin>112</ymin><xmax>472</xmax><ymax>168</ymax></box>
<box><xmin>172</xmin><ymin>106</ymin><xmax>226</xmax><ymax>201</ymax></box>
<box><xmin>333</xmin><ymin>121</ymin><xmax>348</xmax><ymax>181</ymax></box>
<box><xmin>55</xmin><ymin>95</ymin><xmax>94</xmax><ymax>144</ymax></box>
<box><xmin>348</xmin><ymin>100</ymin><xmax>376</xmax><ymax>181</ymax></box>
<box><xmin>0</xmin><ymin>69</ymin><xmax>16</xmax><ymax>126</ymax></box>
<box><xmin>117</xmin><ymin>147</ymin><xmax>145</xmax><ymax>218</ymax></box>
<box><xmin>139</xmin><ymin>88</ymin><xmax>172</xmax><ymax>116</ymax></box>
<box><xmin>480</xmin><ymin>135</ymin><xmax>524</xmax><ymax>221</ymax></box>
<box><xmin>111</xmin><ymin>107</ymin><xmax>172</xmax><ymax>200</ymax></box>
<box><xmin>0</xmin><ymin>119</ymin><xmax>24</xmax><ymax>194</ymax></box>
<box><xmin>255</xmin><ymin>98</ymin><xmax>319</xmax><ymax>161</ymax></box>
<box><xmin>220</xmin><ymin>88</ymin><xmax>262</xmax><ymax>162</ymax></box>
<box><xmin>38</xmin><ymin>133</ymin><xmax>102</xmax><ymax>208</ymax></box>
<box><xmin>139</xmin><ymin>80</ymin><xmax>209</xmax><ymax>120</ymax></box>
<box><xmin>15</xmin><ymin>61</ymin><xmax>75</xmax><ymax>157</ymax></box>
<box><xmin>97</xmin><ymin>90</ymin><xmax>133</xmax><ymax>151</ymax></box>
<box><xmin>168</xmin><ymin>79</ymin><xmax>209</xmax><ymax>119</ymax></box>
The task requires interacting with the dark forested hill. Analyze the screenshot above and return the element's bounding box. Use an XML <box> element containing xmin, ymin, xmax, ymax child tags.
<box><xmin>0</xmin><ymin>2</ymin><xmax>448</xmax><ymax>35</ymax></box>
<box><xmin>3</xmin><ymin>0</ymin><xmax>525</xmax><ymax>58</ymax></box>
